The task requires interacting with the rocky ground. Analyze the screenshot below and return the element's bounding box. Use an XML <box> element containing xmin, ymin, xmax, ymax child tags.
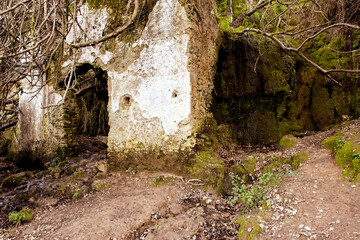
<box><xmin>0</xmin><ymin>121</ymin><xmax>360</xmax><ymax>239</ymax></box>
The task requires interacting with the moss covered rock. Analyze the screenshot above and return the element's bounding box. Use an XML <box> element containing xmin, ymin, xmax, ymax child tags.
<box><xmin>279</xmin><ymin>135</ymin><xmax>297</xmax><ymax>150</ymax></box>
<box><xmin>2</xmin><ymin>172</ymin><xmax>27</xmax><ymax>188</ymax></box>
<box><xmin>188</xmin><ymin>151</ymin><xmax>224</xmax><ymax>194</ymax></box>
<box><xmin>323</xmin><ymin>133</ymin><xmax>360</xmax><ymax>182</ymax></box>
<box><xmin>237</xmin><ymin>215</ymin><xmax>262</xmax><ymax>240</ymax></box>
<box><xmin>292</xmin><ymin>152</ymin><xmax>308</xmax><ymax>169</ymax></box>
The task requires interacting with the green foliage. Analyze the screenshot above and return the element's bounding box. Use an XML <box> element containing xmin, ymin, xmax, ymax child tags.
<box><xmin>72</xmin><ymin>188</ymin><xmax>81</xmax><ymax>200</ymax></box>
<box><xmin>279</xmin><ymin>135</ymin><xmax>297</xmax><ymax>150</ymax></box>
<box><xmin>335</xmin><ymin>142</ymin><xmax>360</xmax><ymax>167</ymax></box>
<box><xmin>334</xmin><ymin>140</ymin><xmax>346</xmax><ymax>153</ymax></box>
<box><xmin>152</xmin><ymin>176</ymin><xmax>165</xmax><ymax>187</ymax></box>
<box><xmin>8</xmin><ymin>208</ymin><xmax>33</xmax><ymax>225</ymax></box>
<box><xmin>322</xmin><ymin>133</ymin><xmax>343</xmax><ymax>150</ymax></box>
<box><xmin>228</xmin><ymin>171</ymin><xmax>279</xmax><ymax>210</ymax></box>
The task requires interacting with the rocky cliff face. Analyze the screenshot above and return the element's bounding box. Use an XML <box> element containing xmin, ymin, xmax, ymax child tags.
<box><xmin>212</xmin><ymin>36</ymin><xmax>359</xmax><ymax>144</ymax></box>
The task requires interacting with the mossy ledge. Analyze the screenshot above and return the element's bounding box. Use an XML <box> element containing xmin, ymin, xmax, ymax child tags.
<box><xmin>322</xmin><ymin>133</ymin><xmax>360</xmax><ymax>182</ymax></box>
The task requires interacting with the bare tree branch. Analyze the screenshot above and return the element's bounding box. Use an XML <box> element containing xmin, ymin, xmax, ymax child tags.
<box><xmin>0</xmin><ymin>0</ymin><xmax>31</xmax><ymax>16</ymax></box>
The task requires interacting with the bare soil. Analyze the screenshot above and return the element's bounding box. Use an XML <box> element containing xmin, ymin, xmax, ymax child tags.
<box><xmin>258</xmin><ymin>129</ymin><xmax>360</xmax><ymax>239</ymax></box>
<box><xmin>1</xmin><ymin>122</ymin><xmax>360</xmax><ymax>240</ymax></box>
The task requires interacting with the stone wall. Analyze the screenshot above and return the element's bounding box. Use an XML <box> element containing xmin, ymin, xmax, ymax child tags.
<box><xmin>11</xmin><ymin>0</ymin><xmax>220</xmax><ymax>170</ymax></box>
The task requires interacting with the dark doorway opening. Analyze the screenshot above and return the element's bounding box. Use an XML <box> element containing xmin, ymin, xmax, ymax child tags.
<box><xmin>72</xmin><ymin>63</ymin><xmax>109</xmax><ymax>137</ymax></box>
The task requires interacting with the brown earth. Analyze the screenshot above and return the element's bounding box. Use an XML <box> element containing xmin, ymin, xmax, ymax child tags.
<box><xmin>1</xmin><ymin>122</ymin><xmax>360</xmax><ymax>239</ymax></box>
<box><xmin>258</xmin><ymin>129</ymin><xmax>360</xmax><ymax>239</ymax></box>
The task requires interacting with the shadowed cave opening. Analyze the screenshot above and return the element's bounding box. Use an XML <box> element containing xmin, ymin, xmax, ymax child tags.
<box><xmin>67</xmin><ymin>63</ymin><xmax>110</xmax><ymax>155</ymax></box>
<box><xmin>73</xmin><ymin>63</ymin><xmax>109</xmax><ymax>137</ymax></box>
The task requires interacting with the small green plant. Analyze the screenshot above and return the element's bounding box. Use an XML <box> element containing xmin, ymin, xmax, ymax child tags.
<box><xmin>259</xmin><ymin>171</ymin><xmax>274</xmax><ymax>186</ymax></box>
<box><xmin>72</xmin><ymin>168</ymin><xmax>85</xmax><ymax>179</ymax></box>
<box><xmin>72</xmin><ymin>188</ymin><xmax>81</xmax><ymax>199</ymax></box>
<box><xmin>8</xmin><ymin>208</ymin><xmax>33</xmax><ymax>225</ymax></box>
<box><xmin>334</xmin><ymin>140</ymin><xmax>346</xmax><ymax>153</ymax></box>
<box><xmin>152</xmin><ymin>176</ymin><xmax>165</xmax><ymax>187</ymax></box>
<box><xmin>228</xmin><ymin>172</ymin><xmax>267</xmax><ymax>210</ymax></box>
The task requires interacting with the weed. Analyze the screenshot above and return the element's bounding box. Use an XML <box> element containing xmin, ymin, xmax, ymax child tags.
<box><xmin>228</xmin><ymin>172</ymin><xmax>266</xmax><ymax>210</ymax></box>
<box><xmin>334</xmin><ymin>140</ymin><xmax>346</xmax><ymax>153</ymax></box>
<box><xmin>8</xmin><ymin>208</ymin><xmax>33</xmax><ymax>226</ymax></box>
<box><xmin>72</xmin><ymin>188</ymin><xmax>81</xmax><ymax>199</ymax></box>
<box><xmin>259</xmin><ymin>171</ymin><xmax>275</xmax><ymax>186</ymax></box>
<box><xmin>72</xmin><ymin>168</ymin><xmax>85</xmax><ymax>179</ymax></box>
<box><xmin>228</xmin><ymin>168</ymin><xmax>286</xmax><ymax>212</ymax></box>
<box><xmin>152</xmin><ymin>176</ymin><xmax>165</xmax><ymax>187</ymax></box>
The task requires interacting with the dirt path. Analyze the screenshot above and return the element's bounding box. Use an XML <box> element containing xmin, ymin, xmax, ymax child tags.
<box><xmin>3</xmin><ymin>128</ymin><xmax>360</xmax><ymax>239</ymax></box>
<box><xmin>7</xmin><ymin>173</ymin><xmax>203</xmax><ymax>239</ymax></box>
<box><xmin>259</xmin><ymin>132</ymin><xmax>360</xmax><ymax>239</ymax></box>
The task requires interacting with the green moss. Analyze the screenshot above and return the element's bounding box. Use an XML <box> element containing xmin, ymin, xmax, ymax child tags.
<box><xmin>279</xmin><ymin>135</ymin><xmax>296</xmax><ymax>150</ymax></box>
<box><xmin>335</xmin><ymin>142</ymin><xmax>360</xmax><ymax>167</ymax></box>
<box><xmin>278</xmin><ymin>121</ymin><xmax>303</xmax><ymax>136</ymax></box>
<box><xmin>322</xmin><ymin>133</ymin><xmax>344</xmax><ymax>150</ymax></box>
<box><xmin>323</xmin><ymin>134</ymin><xmax>360</xmax><ymax>182</ymax></box>
<box><xmin>57</xmin><ymin>183</ymin><xmax>72</xmax><ymax>196</ymax></box>
<box><xmin>188</xmin><ymin>151</ymin><xmax>225</xmax><ymax>193</ymax></box>
<box><xmin>341</xmin><ymin>153</ymin><xmax>360</xmax><ymax>182</ymax></box>
<box><xmin>91</xmin><ymin>179</ymin><xmax>111</xmax><ymax>191</ymax></box>
<box><xmin>310</xmin><ymin>81</ymin><xmax>335</xmax><ymax>129</ymax></box>
<box><xmin>292</xmin><ymin>152</ymin><xmax>308</xmax><ymax>169</ymax></box>
<box><xmin>152</xmin><ymin>175</ymin><xmax>165</xmax><ymax>187</ymax></box>
<box><xmin>2</xmin><ymin>172</ymin><xmax>27</xmax><ymax>188</ymax></box>
<box><xmin>237</xmin><ymin>215</ymin><xmax>261</xmax><ymax>240</ymax></box>
<box><xmin>72</xmin><ymin>167</ymin><xmax>86</xmax><ymax>179</ymax></box>
<box><xmin>310</xmin><ymin>34</ymin><xmax>348</xmax><ymax>71</ymax></box>
<box><xmin>232</xmin><ymin>164</ymin><xmax>246</xmax><ymax>178</ymax></box>
<box><xmin>242</xmin><ymin>156</ymin><xmax>257</xmax><ymax>175</ymax></box>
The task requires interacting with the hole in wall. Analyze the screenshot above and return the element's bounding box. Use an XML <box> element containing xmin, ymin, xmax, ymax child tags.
<box><xmin>172</xmin><ymin>90</ymin><xmax>178</xmax><ymax>98</ymax></box>
<box><xmin>120</xmin><ymin>94</ymin><xmax>132</xmax><ymax>110</ymax></box>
